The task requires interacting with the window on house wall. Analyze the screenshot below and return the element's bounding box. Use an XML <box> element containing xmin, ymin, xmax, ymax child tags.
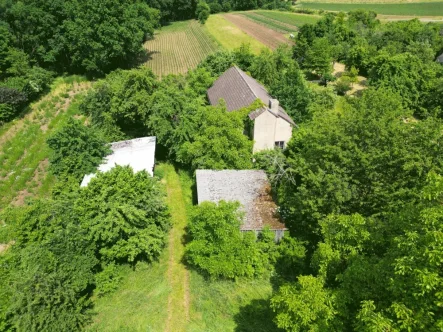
<box><xmin>275</xmin><ymin>141</ymin><xmax>285</xmax><ymax>149</ymax></box>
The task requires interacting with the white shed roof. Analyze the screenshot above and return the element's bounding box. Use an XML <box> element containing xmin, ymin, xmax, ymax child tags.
<box><xmin>80</xmin><ymin>136</ymin><xmax>156</xmax><ymax>187</ymax></box>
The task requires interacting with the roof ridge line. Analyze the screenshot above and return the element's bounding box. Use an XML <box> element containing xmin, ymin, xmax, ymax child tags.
<box><xmin>233</xmin><ymin>65</ymin><xmax>260</xmax><ymax>101</ymax></box>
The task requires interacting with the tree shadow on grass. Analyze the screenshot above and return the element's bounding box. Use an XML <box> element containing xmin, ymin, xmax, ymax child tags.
<box><xmin>234</xmin><ymin>298</ymin><xmax>283</xmax><ymax>332</ymax></box>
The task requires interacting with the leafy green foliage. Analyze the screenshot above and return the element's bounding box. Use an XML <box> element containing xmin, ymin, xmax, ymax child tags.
<box><xmin>279</xmin><ymin>89</ymin><xmax>443</xmax><ymax>243</ymax></box>
<box><xmin>1</xmin><ymin>199</ymin><xmax>97</xmax><ymax>331</ymax></box>
<box><xmin>196</xmin><ymin>1</ymin><xmax>210</xmax><ymax>24</ymax></box>
<box><xmin>185</xmin><ymin>201</ymin><xmax>278</xmax><ymax>279</ymax></box>
<box><xmin>178</xmin><ymin>105</ymin><xmax>253</xmax><ymax>170</ymax></box>
<box><xmin>271</xmin><ymin>276</ymin><xmax>336</xmax><ymax>331</ymax></box>
<box><xmin>80</xmin><ymin>67</ymin><xmax>159</xmax><ymax>139</ymax></box>
<box><xmin>47</xmin><ymin>118</ymin><xmax>111</xmax><ymax>180</ymax></box>
<box><xmin>77</xmin><ymin>166</ymin><xmax>170</xmax><ymax>263</ymax></box>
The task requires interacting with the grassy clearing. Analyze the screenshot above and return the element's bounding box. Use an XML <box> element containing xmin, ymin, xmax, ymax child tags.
<box><xmin>187</xmin><ymin>273</ymin><xmax>278</xmax><ymax>332</ymax></box>
<box><xmin>163</xmin><ymin>164</ymin><xmax>191</xmax><ymax>332</ymax></box>
<box><xmin>144</xmin><ymin>20</ymin><xmax>219</xmax><ymax>78</ymax></box>
<box><xmin>0</xmin><ymin>78</ymin><xmax>90</xmax><ymax>210</ymax></box>
<box><xmin>205</xmin><ymin>14</ymin><xmax>267</xmax><ymax>54</ymax></box>
<box><xmin>87</xmin><ymin>255</ymin><xmax>170</xmax><ymax>331</ymax></box>
<box><xmin>254</xmin><ymin>10</ymin><xmax>321</xmax><ymax>26</ymax></box>
<box><xmin>299</xmin><ymin>2</ymin><xmax>443</xmax><ymax>16</ymax></box>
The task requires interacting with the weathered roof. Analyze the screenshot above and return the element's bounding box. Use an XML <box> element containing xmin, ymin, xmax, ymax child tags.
<box><xmin>437</xmin><ymin>53</ymin><xmax>443</xmax><ymax>63</ymax></box>
<box><xmin>207</xmin><ymin>66</ymin><xmax>295</xmax><ymax>126</ymax></box>
<box><xmin>80</xmin><ymin>136</ymin><xmax>156</xmax><ymax>187</ymax></box>
<box><xmin>196</xmin><ymin>170</ymin><xmax>287</xmax><ymax>231</ymax></box>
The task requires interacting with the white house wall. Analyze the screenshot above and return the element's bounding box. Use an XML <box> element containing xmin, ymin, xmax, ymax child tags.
<box><xmin>274</xmin><ymin>117</ymin><xmax>293</xmax><ymax>146</ymax></box>
<box><xmin>253</xmin><ymin>110</ymin><xmax>277</xmax><ymax>153</ymax></box>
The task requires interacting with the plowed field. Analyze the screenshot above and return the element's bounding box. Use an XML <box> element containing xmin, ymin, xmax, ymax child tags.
<box><xmin>223</xmin><ymin>13</ymin><xmax>292</xmax><ymax>49</ymax></box>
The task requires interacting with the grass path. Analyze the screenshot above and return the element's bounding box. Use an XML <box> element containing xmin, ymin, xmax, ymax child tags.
<box><xmin>162</xmin><ymin>164</ymin><xmax>191</xmax><ymax>332</ymax></box>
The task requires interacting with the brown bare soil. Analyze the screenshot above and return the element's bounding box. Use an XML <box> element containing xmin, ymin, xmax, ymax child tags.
<box><xmin>224</xmin><ymin>13</ymin><xmax>292</xmax><ymax>49</ymax></box>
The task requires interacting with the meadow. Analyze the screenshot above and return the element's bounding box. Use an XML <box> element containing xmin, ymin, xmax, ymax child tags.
<box><xmin>299</xmin><ymin>1</ymin><xmax>443</xmax><ymax>16</ymax></box>
<box><xmin>144</xmin><ymin>20</ymin><xmax>219</xmax><ymax>78</ymax></box>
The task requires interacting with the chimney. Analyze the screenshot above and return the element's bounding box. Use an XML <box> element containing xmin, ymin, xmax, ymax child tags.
<box><xmin>269</xmin><ymin>99</ymin><xmax>279</xmax><ymax>113</ymax></box>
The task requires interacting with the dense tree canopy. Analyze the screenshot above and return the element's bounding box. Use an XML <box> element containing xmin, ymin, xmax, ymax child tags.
<box><xmin>77</xmin><ymin>166</ymin><xmax>170</xmax><ymax>263</ymax></box>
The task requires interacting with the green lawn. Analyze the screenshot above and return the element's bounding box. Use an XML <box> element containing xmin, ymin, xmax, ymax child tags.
<box><xmin>299</xmin><ymin>1</ymin><xmax>443</xmax><ymax>16</ymax></box>
<box><xmin>205</xmin><ymin>14</ymin><xmax>267</xmax><ymax>54</ymax></box>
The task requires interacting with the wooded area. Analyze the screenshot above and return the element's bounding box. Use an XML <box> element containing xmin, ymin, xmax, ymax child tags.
<box><xmin>1</xmin><ymin>1</ymin><xmax>443</xmax><ymax>331</ymax></box>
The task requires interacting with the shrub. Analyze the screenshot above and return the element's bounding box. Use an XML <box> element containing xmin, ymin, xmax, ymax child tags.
<box><xmin>77</xmin><ymin>166</ymin><xmax>170</xmax><ymax>264</ymax></box>
<box><xmin>0</xmin><ymin>87</ymin><xmax>27</xmax><ymax>122</ymax></box>
<box><xmin>47</xmin><ymin>118</ymin><xmax>111</xmax><ymax>180</ymax></box>
<box><xmin>185</xmin><ymin>201</ymin><xmax>278</xmax><ymax>279</ymax></box>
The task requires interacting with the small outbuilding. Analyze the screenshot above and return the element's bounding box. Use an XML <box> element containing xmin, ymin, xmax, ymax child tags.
<box><xmin>196</xmin><ymin>169</ymin><xmax>287</xmax><ymax>241</ymax></box>
<box><xmin>207</xmin><ymin>66</ymin><xmax>295</xmax><ymax>153</ymax></box>
<box><xmin>81</xmin><ymin>136</ymin><xmax>156</xmax><ymax>187</ymax></box>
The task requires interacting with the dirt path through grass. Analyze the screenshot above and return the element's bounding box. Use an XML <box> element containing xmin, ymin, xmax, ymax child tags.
<box><xmin>163</xmin><ymin>164</ymin><xmax>190</xmax><ymax>332</ymax></box>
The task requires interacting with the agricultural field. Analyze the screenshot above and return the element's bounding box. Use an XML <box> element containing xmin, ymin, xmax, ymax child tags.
<box><xmin>251</xmin><ymin>10</ymin><xmax>321</xmax><ymax>27</ymax></box>
<box><xmin>299</xmin><ymin>1</ymin><xmax>443</xmax><ymax>16</ymax></box>
<box><xmin>240</xmin><ymin>12</ymin><xmax>299</xmax><ymax>32</ymax></box>
<box><xmin>223</xmin><ymin>13</ymin><xmax>292</xmax><ymax>49</ymax></box>
<box><xmin>144</xmin><ymin>20</ymin><xmax>219</xmax><ymax>78</ymax></box>
<box><xmin>205</xmin><ymin>14</ymin><xmax>267</xmax><ymax>53</ymax></box>
<box><xmin>0</xmin><ymin>77</ymin><xmax>90</xmax><ymax>212</ymax></box>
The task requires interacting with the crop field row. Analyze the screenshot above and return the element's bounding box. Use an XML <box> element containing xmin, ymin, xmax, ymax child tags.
<box><xmin>0</xmin><ymin>78</ymin><xmax>90</xmax><ymax>210</ymax></box>
<box><xmin>240</xmin><ymin>12</ymin><xmax>299</xmax><ymax>32</ymax></box>
<box><xmin>299</xmin><ymin>2</ymin><xmax>443</xmax><ymax>16</ymax></box>
<box><xmin>254</xmin><ymin>10</ymin><xmax>321</xmax><ymax>27</ymax></box>
<box><xmin>144</xmin><ymin>20</ymin><xmax>219</xmax><ymax>78</ymax></box>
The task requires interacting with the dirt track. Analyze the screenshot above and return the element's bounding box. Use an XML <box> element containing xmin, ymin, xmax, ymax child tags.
<box><xmin>223</xmin><ymin>13</ymin><xmax>292</xmax><ymax>49</ymax></box>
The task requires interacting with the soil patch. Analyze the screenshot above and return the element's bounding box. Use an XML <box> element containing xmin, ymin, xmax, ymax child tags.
<box><xmin>224</xmin><ymin>13</ymin><xmax>291</xmax><ymax>49</ymax></box>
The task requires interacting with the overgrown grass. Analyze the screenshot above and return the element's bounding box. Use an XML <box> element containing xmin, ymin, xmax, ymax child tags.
<box><xmin>299</xmin><ymin>1</ymin><xmax>443</xmax><ymax>16</ymax></box>
<box><xmin>87</xmin><ymin>256</ymin><xmax>170</xmax><ymax>331</ymax></box>
<box><xmin>254</xmin><ymin>10</ymin><xmax>321</xmax><ymax>26</ymax></box>
<box><xmin>205</xmin><ymin>14</ymin><xmax>267</xmax><ymax>54</ymax></box>
<box><xmin>0</xmin><ymin>85</ymin><xmax>87</xmax><ymax>209</ymax></box>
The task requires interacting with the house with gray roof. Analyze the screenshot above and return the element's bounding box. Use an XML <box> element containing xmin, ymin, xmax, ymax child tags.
<box><xmin>207</xmin><ymin>66</ymin><xmax>295</xmax><ymax>153</ymax></box>
<box><xmin>81</xmin><ymin>136</ymin><xmax>156</xmax><ymax>187</ymax></box>
<box><xmin>196</xmin><ymin>169</ymin><xmax>287</xmax><ymax>241</ymax></box>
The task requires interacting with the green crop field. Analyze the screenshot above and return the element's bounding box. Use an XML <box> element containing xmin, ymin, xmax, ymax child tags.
<box><xmin>254</xmin><ymin>10</ymin><xmax>321</xmax><ymax>26</ymax></box>
<box><xmin>240</xmin><ymin>12</ymin><xmax>298</xmax><ymax>32</ymax></box>
<box><xmin>0</xmin><ymin>77</ymin><xmax>90</xmax><ymax>212</ymax></box>
<box><xmin>299</xmin><ymin>1</ymin><xmax>443</xmax><ymax>16</ymax></box>
<box><xmin>144</xmin><ymin>20</ymin><xmax>219</xmax><ymax>78</ymax></box>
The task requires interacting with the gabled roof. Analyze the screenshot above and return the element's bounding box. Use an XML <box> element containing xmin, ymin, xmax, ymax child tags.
<box><xmin>80</xmin><ymin>136</ymin><xmax>156</xmax><ymax>187</ymax></box>
<box><xmin>196</xmin><ymin>170</ymin><xmax>287</xmax><ymax>231</ymax></box>
<box><xmin>437</xmin><ymin>53</ymin><xmax>443</xmax><ymax>63</ymax></box>
<box><xmin>207</xmin><ymin>66</ymin><xmax>295</xmax><ymax>126</ymax></box>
